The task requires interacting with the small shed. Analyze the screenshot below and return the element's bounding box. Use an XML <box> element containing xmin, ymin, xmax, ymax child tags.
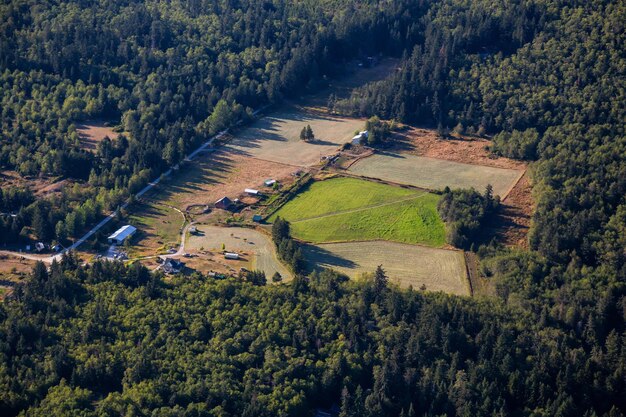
<box><xmin>244</xmin><ymin>188</ymin><xmax>260</xmax><ymax>196</ymax></box>
<box><xmin>224</xmin><ymin>252</ymin><xmax>240</xmax><ymax>260</ymax></box>
<box><xmin>108</xmin><ymin>225</ymin><xmax>137</xmax><ymax>245</ymax></box>
<box><xmin>264</xmin><ymin>179</ymin><xmax>276</xmax><ymax>187</ymax></box>
<box><xmin>252</xmin><ymin>214</ymin><xmax>262</xmax><ymax>222</ymax></box>
<box><xmin>215</xmin><ymin>196</ymin><xmax>233</xmax><ymax>210</ymax></box>
<box><xmin>35</xmin><ymin>242</ymin><xmax>45</xmax><ymax>252</ymax></box>
<box><xmin>189</xmin><ymin>226</ymin><xmax>198</xmax><ymax>234</ymax></box>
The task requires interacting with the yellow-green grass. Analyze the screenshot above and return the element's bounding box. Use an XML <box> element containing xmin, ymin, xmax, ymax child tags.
<box><xmin>128</xmin><ymin>203</ymin><xmax>185</xmax><ymax>257</ymax></box>
<box><xmin>270</xmin><ymin>177</ymin><xmax>446</xmax><ymax>246</ymax></box>
<box><xmin>349</xmin><ymin>153</ymin><xmax>524</xmax><ymax>197</ymax></box>
<box><xmin>303</xmin><ymin>241</ymin><xmax>469</xmax><ymax>295</ymax></box>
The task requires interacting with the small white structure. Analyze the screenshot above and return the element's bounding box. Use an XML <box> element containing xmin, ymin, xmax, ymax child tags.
<box><xmin>189</xmin><ymin>226</ymin><xmax>198</xmax><ymax>234</ymax></box>
<box><xmin>264</xmin><ymin>179</ymin><xmax>276</xmax><ymax>187</ymax></box>
<box><xmin>245</xmin><ymin>188</ymin><xmax>260</xmax><ymax>196</ymax></box>
<box><xmin>108</xmin><ymin>225</ymin><xmax>137</xmax><ymax>245</ymax></box>
<box><xmin>351</xmin><ymin>130</ymin><xmax>369</xmax><ymax>145</ymax></box>
<box><xmin>224</xmin><ymin>252</ymin><xmax>240</xmax><ymax>260</ymax></box>
<box><xmin>35</xmin><ymin>242</ymin><xmax>45</xmax><ymax>252</ymax></box>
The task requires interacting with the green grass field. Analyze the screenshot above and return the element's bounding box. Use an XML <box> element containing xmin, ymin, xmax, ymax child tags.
<box><xmin>270</xmin><ymin>177</ymin><xmax>446</xmax><ymax>246</ymax></box>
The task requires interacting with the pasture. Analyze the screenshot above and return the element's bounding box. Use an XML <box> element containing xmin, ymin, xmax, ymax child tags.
<box><xmin>303</xmin><ymin>241</ymin><xmax>469</xmax><ymax>295</ymax></box>
<box><xmin>270</xmin><ymin>177</ymin><xmax>446</xmax><ymax>246</ymax></box>
<box><xmin>349</xmin><ymin>153</ymin><xmax>524</xmax><ymax>197</ymax></box>
<box><xmin>229</xmin><ymin>106</ymin><xmax>364</xmax><ymax>166</ymax></box>
<box><xmin>185</xmin><ymin>226</ymin><xmax>291</xmax><ymax>280</ymax></box>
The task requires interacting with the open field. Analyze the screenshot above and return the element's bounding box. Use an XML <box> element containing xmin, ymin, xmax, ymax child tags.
<box><xmin>390</xmin><ymin>127</ymin><xmax>527</xmax><ymax>170</ymax></box>
<box><xmin>128</xmin><ymin>204</ymin><xmax>185</xmax><ymax>257</ymax></box>
<box><xmin>269</xmin><ymin>177</ymin><xmax>418</xmax><ymax>222</ymax></box>
<box><xmin>185</xmin><ymin>226</ymin><xmax>291</xmax><ymax>280</ymax></box>
<box><xmin>270</xmin><ymin>177</ymin><xmax>445</xmax><ymax>246</ymax></box>
<box><xmin>229</xmin><ymin>106</ymin><xmax>364</xmax><ymax>166</ymax></box>
<box><xmin>303</xmin><ymin>241</ymin><xmax>469</xmax><ymax>295</ymax></box>
<box><xmin>143</xmin><ymin>150</ymin><xmax>296</xmax><ymax>210</ymax></box>
<box><xmin>0</xmin><ymin>170</ymin><xmax>70</xmax><ymax>197</ymax></box>
<box><xmin>75</xmin><ymin>120</ymin><xmax>121</xmax><ymax>151</ymax></box>
<box><xmin>349</xmin><ymin>153</ymin><xmax>523</xmax><ymax>197</ymax></box>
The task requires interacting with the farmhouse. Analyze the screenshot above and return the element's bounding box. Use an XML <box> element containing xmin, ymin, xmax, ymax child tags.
<box><xmin>215</xmin><ymin>196</ymin><xmax>233</xmax><ymax>210</ymax></box>
<box><xmin>108</xmin><ymin>225</ymin><xmax>137</xmax><ymax>245</ymax></box>
<box><xmin>162</xmin><ymin>258</ymin><xmax>184</xmax><ymax>274</ymax></box>
<box><xmin>224</xmin><ymin>252</ymin><xmax>240</xmax><ymax>260</ymax></box>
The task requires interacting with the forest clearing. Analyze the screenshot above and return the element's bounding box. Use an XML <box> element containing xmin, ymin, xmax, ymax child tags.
<box><xmin>75</xmin><ymin>121</ymin><xmax>121</xmax><ymax>151</ymax></box>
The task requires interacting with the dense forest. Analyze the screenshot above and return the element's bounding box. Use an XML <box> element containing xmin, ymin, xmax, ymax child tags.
<box><xmin>0</xmin><ymin>0</ymin><xmax>427</xmax><ymax>244</ymax></box>
<box><xmin>1</xmin><ymin>0</ymin><xmax>625</xmax><ymax>415</ymax></box>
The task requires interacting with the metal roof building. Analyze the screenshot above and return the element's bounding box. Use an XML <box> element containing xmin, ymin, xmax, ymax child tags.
<box><xmin>108</xmin><ymin>225</ymin><xmax>137</xmax><ymax>245</ymax></box>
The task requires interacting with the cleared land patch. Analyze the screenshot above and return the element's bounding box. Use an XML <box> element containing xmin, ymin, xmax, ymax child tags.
<box><xmin>229</xmin><ymin>106</ymin><xmax>364</xmax><ymax>166</ymax></box>
<box><xmin>185</xmin><ymin>226</ymin><xmax>291</xmax><ymax>280</ymax></box>
<box><xmin>349</xmin><ymin>153</ymin><xmax>523</xmax><ymax>197</ymax></box>
<box><xmin>75</xmin><ymin>121</ymin><xmax>121</xmax><ymax>151</ymax></box>
<box><xmin>303</xmin><ymin>241</ymin><xmax>469</xmax><ymax>296</ymax></box>
<box><xmin>143</xmin><ymin>150</ymin><xmax>296</xmax><ymax>210</ymax></box>
<box><xmin>270</xmin><ymin>177</ymin><xmax>445</xmax><ymax>246</ymax></box>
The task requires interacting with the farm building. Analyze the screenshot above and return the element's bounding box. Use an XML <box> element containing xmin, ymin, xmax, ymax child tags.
<box><xmin>351</xmin><ymin>130</ymin><xmax>369</xmax><ymax>145</ymax></box>
<box><xmin>215</xmin><ymin>196</ymin><xmax>233</xmax><ymax>210</ymax></box>
<box><xmin>224</xmin><ymin>252</ymin><xmax>240</xmax><ymax>260</ymax></box>
<box><xmin>108</xmin><ymin>225</ymin><xmax>137</xmax><ymax>245</ymax></box>
<box><xmin>252</xmin><ymin>214</ymin><xmax>262</xmax><ymax>222</ymax></box>
<box><xmin>162</xmin><ymin>258</ymin><xmax>184</xmax><ymax>274</ymax></box>
<box><xmin>264</xmin><ymin>179</ymin><xmax>276</xmax><ymax>187</ymax></box>
<box><xmin>245</xmin><ymin>188</ymin><xmax>261</xmax><ymax>196</ymax></box>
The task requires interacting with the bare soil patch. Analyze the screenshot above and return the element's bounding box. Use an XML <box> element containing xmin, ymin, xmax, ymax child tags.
<box><xmin>0</xmin><ymin>254</ymin><xmax>37</xmax><ymax>297</ymax></box>
<box><xmin>490</xmin><ymin>171</ymin><xmax>533</xmax><ymax>248</ymax></box>
<box><xmin>146</xmin><ymin>150</ymin><xmax>297</xmax><ymax>210</ymax></box>
<box><xmin>75</xmin><ymin>120</ymin><xmax>121</xmax><ymax>151</ymax></box>
<box><xmin>303</xmin><ymin>241</ymin><xmax>469</xmax><ymax>296</ymax></box>
<box><xmin>0</xmin><ymin>170</ymin><xmax>69</xmax><ymax>197</ymax></box>
<box><xmin>390</xmin><ymin>128</ymin><xmax>527</xmax><ymax>170</ymax></box>
<box><xmin>185</xmin><ymin>225</ymin><xmax>292</xmax><ymax>280</ymax></box>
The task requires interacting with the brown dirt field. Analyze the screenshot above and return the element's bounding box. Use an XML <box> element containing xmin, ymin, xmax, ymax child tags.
<box><xmin>0</xmin><ymin>254</ymin><xmax>37</xmax><ymax>297</ymax></box>
<box><xmin>146</xmin><ymin>150</ymin><xmax>298</xmax><ymax>210</ymax></box>
<box><xmin>0</xmin><ymin>170</ymin><xmax>69</xmax><ymax>197</ymax></box>
<box><xmin>75</xmin><ymin>121</ymin><xmax>121</xmax><ymax>151</ymax></box>
<box><xmin>185</xmin><ymin>226</ymin><xmax>292</xmax><ymax>280</ymax></box>
<box><xmin>493</xmin><ymin>171</ymin><xmax>533</xmax><ymax>248</ymax></box>
<box><xmin>391</xmin><ymin>128</ymin><xmax>527</xmax><ymax>170</ymax></box>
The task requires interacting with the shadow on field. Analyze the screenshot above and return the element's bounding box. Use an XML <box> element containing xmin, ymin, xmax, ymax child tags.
<box><xmin>303</xmin><ymin>243</ymin><xmax>357</xmax><ymax>272</ymax></box>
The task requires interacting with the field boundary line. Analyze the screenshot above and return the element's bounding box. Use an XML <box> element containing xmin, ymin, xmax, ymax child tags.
<box><xmin>501</xmin><ymin>169</ymin><xmax>527</xmax><ymax>201</ymax></box>
<box><xmin>290</xmin><ymin>192</ymin><xmax>430</xmax><ymax>224</ymax></box>
<box><xmin>311</xmin><ymin>239</ymin><xmax>462</xmax><ymax>252</ymax></box>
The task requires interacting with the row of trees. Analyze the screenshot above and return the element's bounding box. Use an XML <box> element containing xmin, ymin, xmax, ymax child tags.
<box><xmin>271</xmin><ymin>217</ymin><xmax>306</xmax><ymax>275</ymax></box>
